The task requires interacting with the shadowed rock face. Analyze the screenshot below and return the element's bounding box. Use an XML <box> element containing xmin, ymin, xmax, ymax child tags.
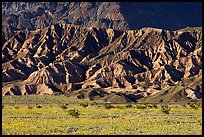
<box><xmin>2</xmin><ymin>22</ymin><xmax>202</xmax><ymax>103</ymax></box>
<box><xmin>2</xmin><ymin>2</ymin><xmax>202</xmax><ymax>31</ymax></box>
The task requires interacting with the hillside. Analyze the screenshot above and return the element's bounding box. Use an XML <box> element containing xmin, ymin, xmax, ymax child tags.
<box><xmin>2</xmin><ymin>2</ymin><xmax>202</xmax><ymax>31</ymax></box>
<box><xmin>2</xmin><ymin>22</ymin><xmax>202</xmax><ymax>103</ymax></box>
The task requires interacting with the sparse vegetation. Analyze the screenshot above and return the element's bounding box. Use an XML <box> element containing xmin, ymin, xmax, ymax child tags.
<box><xmin>60</xmin><ymin>104</ymin><xmax>68</xmax><ymax>109</ymax></box>
<box><xmin>15</xmin><ymin>106</ymin><xmax>20</xmax><ymax>109</ymax></box>
<box><xmin>152</xmin><ymin>104</ymin><xmax>158</xmax><ymax>109</ymax></box>
<box><xmin>2</xmin><ymin>96</ymin><xmax>202</xmax><ymax>135</ymax></box>
<box><xmin>27</xmin><ymin>106</ymin><xmax>33</xmax><ymax>109</ymax></box>
<box><xmin>80</xmin><ymin>102</ymin><xmax>88</xmax><ymax>108</ymax></box>
<box><xmin>147</xmin><ymin>104</ymin><xmax>153</xmax><ymax>108</ymax></box>
<box><xmin>91</xmin><ymin>101</ymin><xmax>97</xmax><ymax>106</ymax></box>
<box><xmin>114</xmin><ymin>105</ymin><xmax>124</xmax><ymax>109</ymax></box>
<box><xmin>136</xmin><ymin>104</ymin><xmax>147</xmax><ymax>109</ymax></box>
<box><xmin>68</xmin><ymin>109</ymin><xmax>80</xmax><ymax>118</ymax></box>
<box><xmin>161</xmin><ymin>105</ymin><xmax>171</xmax><ymax>114</ymax></box>
<box><xmin>36</xmin><ymin>105</ymin><xmax>42</xmax><ymax>108</ymax></box>
<box><xmin>2</xmin><ymin>103</ymin><xmax>202</xmax><ymax>135</ymax></box>
<box><xmin>104</xmin><ymin>103</ymin><xmax>114</xmax><ymax>109</ymax></box>
<box><xmin>125</xmin><ymin>104</ymin><xmax>133</xmax><ymax>108</ymax></box>
<box><xmin>2</xmin><ymin>95</ymin><xmax>87</xmax><ymax>104</ymax></box>
<box><xmin>188</xmin><ymin>102</ymin><xmax>199</xmax><ymax>109</ymax></box>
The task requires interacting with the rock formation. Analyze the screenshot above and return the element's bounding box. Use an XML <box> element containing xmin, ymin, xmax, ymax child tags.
<box><xmin>2</xmin><ymin>2</ymin><xmax>202</xmax><ymax>31</ymax></box>
<box><xmin>2</xmin><ymin>22</ymin><xmax>202</xmax><ymax>103</ymax></box>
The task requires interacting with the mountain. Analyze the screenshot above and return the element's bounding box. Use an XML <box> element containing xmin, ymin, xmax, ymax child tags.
<box><xmin>2</xmin><ymin>22</ymin><xmax>202</xmax><ymax>103</ymax></box>
<box><xmin>2</xmin><ymin>2</ymin><xmax>202</xmax><ymax>31</ymax></box>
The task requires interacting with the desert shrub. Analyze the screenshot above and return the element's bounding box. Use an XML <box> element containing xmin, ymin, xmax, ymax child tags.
<box><xmin>60</xmin><ymin>104</ymin><xmax>68</xmax><ymax>109</ymax></box>
<box><xmin>143</xmin><ymin>103</ymin><xmax>148</xmax><ymax>106</ymax></box>
<box><xmin>197</xmin><ymin>102</ymin><xmax>202</xmax><ymax>107</ymax></box>
<box><xmin>153</xmin><ymin>104</ymin><xmax>158</xmax><ymax>109</ymax></box>
<box><xmin>36</xmin><ymin>105</ymin><xmax>42</xmax><ymax>108</ymax></box>
<box><xmin>80</xmin><ymin>102</ymin><xmax>88</xmax><ymax>108</ymax></box>
<box><xmin>161</xmin><ymin>105</ymin><xmax>171</xmax><ymax>114</ymax></box>
<box><xmin>77</xmin><ymin>94</ymin><xmax>84</xmax><ymax>99</ymax></box>
<box><xmin>15</xmin><ymin>106</ymin><xmax>20</xmax><ymax>109</ymax></box>
<box><xmin>104</xmin><ymin>103</ymin><xmax>114</xmax><ymax>109</ymax></box>
<box><xmin>68</xmin><ymin>109</ymin><xmax>80</xmax><ymax>118</ymax></box>
<box><xmin>28</xmin><ymin>106</ymin><xmax>33</xmax><ymax>109</ymax></box>
<box><xmin>199</xmin><ymin>103</ymin><xmax>202</xmax><ymax>108</ymax></box>
<box><xmin>136</xmin><ymin>104</ymin><xmax>147</xmax><ymax>109</ymax></box>
<box><xmin>114</xmin><ymin>105</ymin><xmax>124</xmax><ymax>109</ymax></box>
<box><xmin>147</xmin><ymin>104</ymin><xmax>153</xmax><ymax>108</ymax></box>
<box><xmin>159</xmin><ymin>99</ymin><xmax>163</xmax><ymax>103</ymax></box>
<box><xmin>91</xmin><ymin>101</ymin><xmax>97</xmax><ymax>106</ymax></box>
<box><xmin>125</xmin><ymin>104</ymin><xmax>133</xmax><ymax>108</ymax></box>
<box><xmin>189</xmin><ymin>102</ymin><xmax>199</xmax><ymax>109</ymax></box>
<box><xmin>2</xmin><ymin>105</ymin><xmax>4</xmax><ymax>109</ymax></box>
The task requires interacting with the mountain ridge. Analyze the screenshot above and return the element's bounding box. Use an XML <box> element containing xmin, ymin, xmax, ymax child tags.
<box><xmin>2</xmin><ymin>2</ymin><xmax>202</xmax><ymax>31</ymax></box>
<box><xmin>2</xmin><ymin>23</ymin><xmax>202</xmax><ymax>103</ymax></box>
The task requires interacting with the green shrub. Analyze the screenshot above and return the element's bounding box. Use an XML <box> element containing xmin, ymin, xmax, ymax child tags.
<box><xmin>28</xmin><ymin>106</ymin><xmax>33</xmax><ymax>109</ymax></box>
<box><xmin>80</xmin><ymin>102</ymin><xmax>88</xmax><ymax>108</ymax></box>
<box><xmin>197</xmin><ymin>103</ymin><xmax>202</xmax><ymax>107</ymax></box>
<box><xmin>147</xmin><ymin>104</ymin><xmax>153</xmax><ymax>108</ymax></box>
<box><xmin>189</xmin><ymin>103</ymin><xmax>199</xmax><ymax>109</ymax></box>
<box><xmin>136</xmin><ymin>104</ymin><xmax>147</xmax><ymax>109</ymax></box>
<box><xmin>91</xmin><ymin>101</ymin><xmax>97</xmax><ymax>106</ymax></box>
<box><xmin>161</xmin><ymin>105</ymin><xmax>171</xmax><ymax>114</ymax></box>
<box><xmin>104</xmin><ymin>103</ymin><xmax>114</xmax><ymax>109</ymax></box>
<box><xmin>60</xmin><ymin>105</ymin><xmax>68</xmax><ymax>109</ymax></box>
<box><xmin>15</xmin><ymin>106</ymin><xmax>20</xmax><ymax>109</ymax></box>
<box><xmin>153</xmin><ymin>104</ymin><xmax>158</xmax><ymax>109</ymax></box>
<box><xmin>114</xmin><ymin>105</ymin><xmax>124</xmax><ymax>109</ymax></box>
<box><xmin>36</xmin><ymin>105</ymin><xmax>42</xmax><ymax>108</ymax></box>
<box><xmin>125</xmin><ymin>104</ymin><xmax>133</xmax><ymax>108</ymax></box>
<box><xmin>68</xmin><ymin>109</ymin><xmax>80</xmax><ymax>118</ymax></box>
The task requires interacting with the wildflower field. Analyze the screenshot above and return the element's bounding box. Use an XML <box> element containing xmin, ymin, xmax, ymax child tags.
<box><xmin>2</xmin><ymin>95</ymin><xmax>202</xmax><ymax>135</ymax></box>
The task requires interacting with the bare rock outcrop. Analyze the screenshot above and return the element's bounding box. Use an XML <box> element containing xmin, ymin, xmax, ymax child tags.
<box><xmin>2</xmin><ymin>23</ymin><xmax>202</xmax><ymax>103</ymax></box>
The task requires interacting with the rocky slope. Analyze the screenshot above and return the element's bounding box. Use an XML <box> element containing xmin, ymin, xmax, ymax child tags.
<box><xmin>2</xmin><ymin>2</ymin><xmax>202</xmax><ymax>31</ymax></box>
<box><xmin>2</xmin><ymin>23</ymin><xmax>202</xmax><ymax>103</ymax></box>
